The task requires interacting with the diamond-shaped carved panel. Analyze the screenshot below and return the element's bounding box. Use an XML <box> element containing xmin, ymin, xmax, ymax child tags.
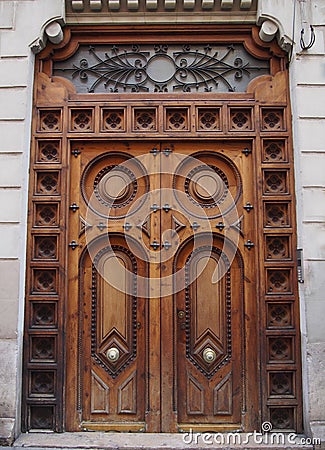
<box><xmin>185</xmin><ymin>248</ymin><xmax>231</xmax><ymax>378</ymax></box>
<box><xmin>91</xmin><ymin>246</ymin><xmax>137</xmax><ymax>378</ymax></box>
<box><xmin>192</xmin><ymin>336</ymin><xmax>226</xmax><ymax>372</ymax></box>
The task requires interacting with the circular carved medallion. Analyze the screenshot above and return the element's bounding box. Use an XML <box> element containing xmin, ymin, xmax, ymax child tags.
<box><xmin>186</xmin><ymin>165</ymin><xmax>228</xmax><ymax>206</ymax></box>
<box><xmin>173</xmin><ymin>152</ymin><xmax>241</xmax><ymax>219</ymax></box>
<box><xmin>94</xmin><ymin>165</ymin><xmax>136</xmax><ymax>207</ymax></box>
<box><xmin>81</xmin><ymin>152</ymin><xmax>149</xmax><ymax>219</ymax></box>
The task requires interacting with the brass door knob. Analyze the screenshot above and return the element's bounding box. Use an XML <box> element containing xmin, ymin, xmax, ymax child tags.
<box><xmin>203</xmin><ymin>347</ymin><xmax>217</xmax><ymax>363</ymax></box>
<box><xmin>106</xmin><ymin>347</ymin><xmax>120</xmax><ymax>362</ymax></box>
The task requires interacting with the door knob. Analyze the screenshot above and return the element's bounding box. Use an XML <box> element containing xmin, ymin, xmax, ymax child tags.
<box><xmin>106</xmin><ymin>347</ymin><xmax>120</xmax><ymax>362</ymax></box>
<box><xmin>203</xmin><ymin>347</ymin><xmax>217</xmax><ymax>363</ymax></box>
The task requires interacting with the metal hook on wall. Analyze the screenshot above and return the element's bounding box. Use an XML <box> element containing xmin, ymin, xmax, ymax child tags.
<box><xmin>300</xmin><ymin>25</ymin><xmax>315</xmax><ymax>50</ymax></box>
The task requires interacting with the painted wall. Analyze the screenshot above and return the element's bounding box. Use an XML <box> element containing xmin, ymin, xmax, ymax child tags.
<box><xmin>0</xmin><ymin>0</ymin><xmax>324</xmax><ymax>444</ymax></box>
<box><xmin>290</xmin><ymin>0</ymin><xmax>325</xmax><ymax>440</ymax></box>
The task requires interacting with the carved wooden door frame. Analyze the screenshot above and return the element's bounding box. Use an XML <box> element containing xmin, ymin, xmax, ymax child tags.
<box><xmin>22</xmin><ymin>24</ymin><xmax>303</xmax><ymax>433</ymax></box>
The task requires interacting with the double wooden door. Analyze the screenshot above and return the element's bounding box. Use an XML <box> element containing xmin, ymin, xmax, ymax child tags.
<box><xmin>66</xmin><ymin>140</ymin><xmax>257</xmax><ymax>432</ymax></box>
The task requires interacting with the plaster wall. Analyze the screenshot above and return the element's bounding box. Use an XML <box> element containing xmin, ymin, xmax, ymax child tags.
<box><xmin>289</xmin><ymin>0</ymin><xmax>325</xmax><ymax>441</ymax></box>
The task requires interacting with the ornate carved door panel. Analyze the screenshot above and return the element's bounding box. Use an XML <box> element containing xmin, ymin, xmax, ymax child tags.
<box><xmin>175</xmin><ymin>242</ymin><xmax>244</xmax><ymax>428</ymax></box>
<box><xmin>159</xmin><ymin>143</ymin><xmax>257</xmax><ymax>432</ymax></box>
<box><xmin>67</xmin><ymin>142</ymin><xmax>152</xmax><ymax>431</ymax></box>
<box><xmin>79</xmin><ymin>238</ymin><xmax>147</xmax><ymax>429</ymax></box>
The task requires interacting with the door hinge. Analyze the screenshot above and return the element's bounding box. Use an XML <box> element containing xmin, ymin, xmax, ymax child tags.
<box><xmin>69</xmin><ymin>202</ymin><xmax>79</xmax><ymax>212</ymax></box>
<box><xmin>68</xmin><ymin>240</ymin><xmax>79</xmax><ymax>250</ymax></box>
<box><xmin>150</xmin><ymin>240</ymin><xmax>160</xmax><ymax>250</ymax></box>
<box><xmin>243</xmin><ymin>202</ymin><xmax>254</xmax><ymax>212</ymax></box>
<box><xmin>216</xmin><ymin>221</ymin><xmax>225</xmax><ymax>231</ymax></box>
<box><xmin>123</xmin><ymin>222</ymin><xmax>132</xmax><ymax>231</ymax></box>
<box><xmin>244</xmin><ymin>240</ymin><xmax>255</xmax><ymax>250</ymax></box>
<box><xmin>242</xmin><ymin>147</ymin><xmax>252</xmax><ymax>157</ymax></box>
<box><xmin>162</xmin><ymin>147</ymin><xmax>172</xmax><ymax>156</ymax></box>
<box><xmin>162</xmin><ymin>203</ymin><xmax>171</xmax><ymax>213</ymax></box>
<box><xmin>97</xmin><ymin>222</ymin><xmax>107</xmax><ymax>231</ymax></box>
<box><xmin>191</xmin><ymin>221</ymin><xmax>200</xmax><ymax>231</ymax></box>
<box><xmin>149</xmin><ymin>147</ymin><xmax>159</xmax><ymax>156</ymax></box>
<box><xmin>150</xmin><ymin>203</ymin><xmax>160</xmax><ymax>213</ymax></box>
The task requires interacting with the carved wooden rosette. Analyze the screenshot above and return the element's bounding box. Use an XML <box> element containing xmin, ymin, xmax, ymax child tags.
<box><xmin>22</xmin><ymin>24</ymin><xmax>302</xmax><ymax>433</ymax></box>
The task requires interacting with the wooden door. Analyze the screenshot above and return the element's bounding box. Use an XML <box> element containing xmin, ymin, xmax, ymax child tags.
<box><xmin>67</xmin><ymin>142</ymin><xmax>152</xmax><ymax>431</ymax></box>
<box><xmin>66</xmin><ymin>140</ymin><xmax>257</xmax><ymax>432</ymax></box>
<box><xmin>22</xmin><ymin>26</ymin><xmax>303</xmax><ymax>434</ymax></box>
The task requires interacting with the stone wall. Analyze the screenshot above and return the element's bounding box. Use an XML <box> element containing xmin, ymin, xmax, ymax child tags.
<box><xmin>0</xmin><ymin>1</ymin><xmax>64</xmax><ymax>444</ymax></box>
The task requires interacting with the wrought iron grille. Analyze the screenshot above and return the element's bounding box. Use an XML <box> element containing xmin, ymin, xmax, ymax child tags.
<box><xmin>53</xmin><ymin>43</ymin><xmax>270</xmax><ymax>93</ymax></box>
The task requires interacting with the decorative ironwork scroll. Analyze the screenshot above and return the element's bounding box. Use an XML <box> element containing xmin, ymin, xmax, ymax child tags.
<box><xmin>53</xmin><ymin>44</ymin><xmax>270</xmax><ymax>93</ymax></box>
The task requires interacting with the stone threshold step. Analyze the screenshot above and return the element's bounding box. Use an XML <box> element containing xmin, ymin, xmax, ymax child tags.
<box><xmin>13</xmin><ymin>432</ymin><xmax>315</xmax><ymax>450</ymax></box>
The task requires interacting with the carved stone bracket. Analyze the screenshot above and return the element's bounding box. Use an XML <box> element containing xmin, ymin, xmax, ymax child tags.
<box><xmin>257</xmin><ymin>0</ymin><xmax>294</xmax><ymax>51</ymax></box>
<box><xmin>30</xmin><ymin>17</ymin><xmax>65</xmax><ymax>54</ymax></box>
<box><xmin>29</xmin><ymin>1</ymin><xmax>295</xmax><ymax>55</ymax></box>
